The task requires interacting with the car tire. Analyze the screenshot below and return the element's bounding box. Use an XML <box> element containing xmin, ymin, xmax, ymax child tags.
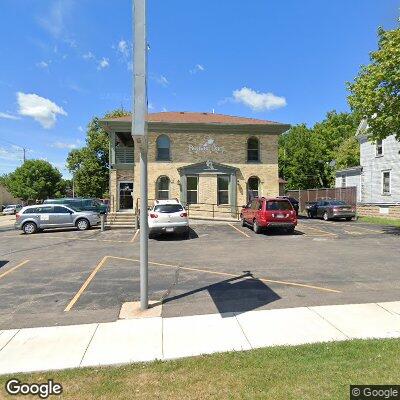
<box><xmin>346</xmin><ymin>217</ymin><xmax>353</xmax><ymax>221</ymax></box>
<box><xmin>76</xmin><ymin>218</ymin><xmax>90</xmax><ymax>231</ymax></box>
<box><xmin>323</xmin><ymin>212</ymin><xmax>329</xmax><ymax>221</ymax></box>
<box><xmin>23</xmin><ymin>221</ymin><xmax>37</xmax><ymax>234</ymax></box>
<box><xmin>241</xmin><ymin>215</ymin><xmax>246</xmax><ymax>227</ymax></box>
<box><xmin>253</xmin><ymin>220</ymin><xmax>261</xmax><ymax>234</ymax></box>
<box><xmin>286</xmin><ymin>227</ymin><xmax>295</xmax><ymax>234</ymax></box>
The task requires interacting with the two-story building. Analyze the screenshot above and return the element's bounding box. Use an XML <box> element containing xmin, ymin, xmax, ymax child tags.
<box><xmin>101</xmin><ymin>112</ymin><xmax>290</xmax><ymax>218</ymax></box>
<box><xmin>335</xmin><ymin>119</ymin><xmax>400</xmax><ymax>218</ymax></box>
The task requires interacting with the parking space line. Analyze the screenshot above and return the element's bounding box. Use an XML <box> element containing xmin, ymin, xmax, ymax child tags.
<box><xmin>131</xmin><ymin>229</ymin><xmax>139</xmax><ymax>242</ymax></box>
<box><xmin>227</xmin><ymin>223</ymin><xmax>250</xmax><ymax>238</ymax></box>
<box><xmin>299</xmin><ymin>225</ymin><xmax>337</xmax><ymax>237</ymax></box>
<box><xmin>64</xmin><ymin>256</ymin><xmax>109</xmax><ymax>312</ymax></box>
<box><xmin>0</xmin><ymin>260</ymin><xmax>30</xmax><ymax>280</ymax></box>
<box><xmin>108</xmin><ymin>256</ymin><xmax>341</xmax><ymax>294</ymax></box>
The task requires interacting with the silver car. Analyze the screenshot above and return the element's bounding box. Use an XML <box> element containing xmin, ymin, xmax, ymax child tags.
<box><xmin>15</xmin><ymin>204</ymin><xmax>100</xmax><ymax>234</ymax></box>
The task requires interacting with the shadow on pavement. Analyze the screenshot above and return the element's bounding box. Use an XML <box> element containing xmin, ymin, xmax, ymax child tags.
<box><xmin>0</xmin><ymin>260</ymin><xmax>9</xmax><ymax>270</ymax></box>
<box><xmin>163</xmin><ymin>271</ymin><xmax>280</xmax><ymax>316</ymax></box>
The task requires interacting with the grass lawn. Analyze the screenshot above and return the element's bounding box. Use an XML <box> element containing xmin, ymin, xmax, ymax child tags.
<box><xmin>1</xmin><ymin>339</ymin><xmax>400</xmax><ymax>399</ymax></box>
<box><xmin>358</xmin><ymin>215</ymin><xmax>400</xmax><ymax>227</ymax></box>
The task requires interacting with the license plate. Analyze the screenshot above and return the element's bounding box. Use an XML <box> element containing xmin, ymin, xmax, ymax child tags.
<box><xmin>276</xmin><ymin>214</ymin><xmax>284</xmax><ymax>218</ymax></box>
<box><xmin>166</xmin><ymin>227</ymin><xmax>174</xmax><ymax>232</ymax></box>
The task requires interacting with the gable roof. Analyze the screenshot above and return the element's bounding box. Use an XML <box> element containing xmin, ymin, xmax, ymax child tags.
<box><xmin>102</xmin><ymin>111</ymin><xmax>284</xmax><ymax>126</ymax></box>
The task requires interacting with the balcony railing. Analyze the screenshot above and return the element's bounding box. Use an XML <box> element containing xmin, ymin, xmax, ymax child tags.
<box><xmin>115</xmin><ymin>146</ymin><xmax>134</xmax><ymax>164</ymax></box>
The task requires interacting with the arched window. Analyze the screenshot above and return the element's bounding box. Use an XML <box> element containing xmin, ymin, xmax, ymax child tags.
<box><xmin>247</xmin><ymin>176</ymin><xmax>260</xmax><ymax>201</ymax></box>
<box><xmin>247</xmin><ymin>137</ymin><xmax>259</xmax><ymax>162</ymax></box>
<box><xmin>156</xmin><ymin>176</ymin><xmax>170</xmax><ymax>200</ymax></box>
<box><xmin>156</xmin><ymin>135</ymin><xmax>171</xmax><ymax>161</ymax></box>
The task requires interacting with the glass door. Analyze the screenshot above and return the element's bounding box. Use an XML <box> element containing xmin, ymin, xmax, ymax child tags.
<box><xmin>119</xmin><ymin>182</ymin><xmax>134</xmax><ymax>210</ymax></box>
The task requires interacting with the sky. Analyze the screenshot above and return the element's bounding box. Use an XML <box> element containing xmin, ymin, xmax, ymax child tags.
<box><xmin>0</xmin><ymin>0</ymin><xmax>398</xmax><ymax>178</ymax></box>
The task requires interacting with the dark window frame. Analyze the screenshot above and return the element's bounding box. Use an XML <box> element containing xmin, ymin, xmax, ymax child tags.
<box><xmin>217</xmin><ymin>175</ymin><xmax>230</xmax><ymax>205</ymax></box>
<box><xmin>247</xmin><ymin>176</ymin><xmax>260</xmax><ymax>201</ymax></box>
<box><xmin>247</xmin><ymin>137</ymin><xmax>260</xmax><ymax>162</ymax></box>
<box><xmin>156</xmin><ymin>134</ymin><xmax>171</xmax><ymax>161</ymax></box>
<box><xmin>186</xmin><ymin>175</ymin><xmax>198</xmax><ymax>204</ymax></box>
<box><xmin>156</xmin><ymin>176</ymin><xmax>170</xmax><ymax>200</ymax></box>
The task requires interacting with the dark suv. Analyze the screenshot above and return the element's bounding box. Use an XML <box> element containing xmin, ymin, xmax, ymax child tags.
<box><xmin>241</xmin><ymin>197</ymin><xmax>297</xmax><ymax>234</ymax></box>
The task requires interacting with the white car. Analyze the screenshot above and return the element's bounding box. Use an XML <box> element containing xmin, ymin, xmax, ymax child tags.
<box><xmin>148</xmin><ymin>199</ymin><xmax>189</xmax><ymax>238</ymax></box>
<box><xmin>3</xmin><ymin>204</ymin><xmax>22</xmax><ymax>215</ymax></box>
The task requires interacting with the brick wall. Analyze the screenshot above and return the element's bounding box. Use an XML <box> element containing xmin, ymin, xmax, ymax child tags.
<box><xmin>357</xmin><ymin>204</ymin><xmax>400</xmax><ymax>219</ymax></box>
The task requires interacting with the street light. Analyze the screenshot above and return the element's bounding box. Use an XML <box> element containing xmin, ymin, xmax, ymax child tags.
<box><xmin>131</xmin><ymin>0</ymin><xmax>149</xmax><ymax>310</ymax></box>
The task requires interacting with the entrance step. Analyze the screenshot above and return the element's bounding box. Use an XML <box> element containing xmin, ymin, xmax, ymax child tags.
<box><xmin>106</xmin><ymin>213</ymin><xmax>137</xmax><ymax>229</ymax></box>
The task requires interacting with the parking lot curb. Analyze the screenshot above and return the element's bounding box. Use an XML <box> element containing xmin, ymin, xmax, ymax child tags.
<box><xmin>0</xmin><ymin>301</ymin><xmax>399</xmax><ymax>375</ymax></box>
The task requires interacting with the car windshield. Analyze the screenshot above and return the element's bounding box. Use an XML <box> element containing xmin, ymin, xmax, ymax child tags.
<box><xmin>154</xmin><ymin>204</ymin><xmax>184</xmax><ymax>213</ymax></box>
<box><xmin>330</xmin><ymin>201</ymin><xmax>346</xmax><ymax>206</ymax></box>
<box><xmin>68</xmin><ymin>205</ymin><xmax>81</xmax><ymax>212</ymax></box>
<box><xmin>267</xmin><ymin>201</ymin><xmax>292</xmax><ymax>211</ymax></box>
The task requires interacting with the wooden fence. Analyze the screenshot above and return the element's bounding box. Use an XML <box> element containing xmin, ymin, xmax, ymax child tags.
<box><xmin>286</xmin><ymin>187</ymin><xmax>357</xmax><ymax>213</ymax></box>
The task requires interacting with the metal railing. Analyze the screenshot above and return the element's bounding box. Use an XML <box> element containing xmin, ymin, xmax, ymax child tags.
<box><xmin>115</xmin><ymin>146</ymin><xmax>134</xmax><ymax>164</ymax></box>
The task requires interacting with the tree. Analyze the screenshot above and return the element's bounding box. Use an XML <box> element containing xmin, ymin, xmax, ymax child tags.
<box><xmin>67</xmin><ymin>109</ymin><xmax>130</xmax><ymax>198</ymax></box>
<box><xmin>1</xmin><ymin>160</ymin><xmax>64</xmax><ymax>201</ymax></box>
<box><xmin>279</xmin><ymin>111</ymin><xmax>359</xmax><ymax>189</ymax></box>
<box><xmin>348</xmin><ymin>26</ymin><xmax>400</xmax><ymax>141</ymax></box>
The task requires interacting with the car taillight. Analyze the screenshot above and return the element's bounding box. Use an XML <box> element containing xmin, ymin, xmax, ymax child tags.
<box><xmin>149</xmin><ymin>213</ymin><xmax>158</xmax><ymax>218</ymax></box>
<box><xmin>16</xmin><ymin>213</ymin><xmax>20</xmax><ymax>220</ymax></box>
<box><xmin>180</xmin><ymin>213</ymin><xmax>187</xmax><ymax>217</ymax></box>
<box><xmin>333</xmin><ymin>208</ymin><xmax>339</xmax><ymax>212</ymax></box>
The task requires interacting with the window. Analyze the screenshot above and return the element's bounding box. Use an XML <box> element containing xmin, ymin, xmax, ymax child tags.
<box><xmin>382</xmin><ymin>171</ymin><xmax>391</xmax><ymax>195</ymax></box>
<box><xmin>376</xmin><ymin>140</ymin><xmax>383</xmax><ymax>156</ymax></box>
<box><xmin>247</xmin><ymin>176</ymin><xmax>260</xmax><ymax>201</ymax></box>
<box><xmin>37</xmin><ymin>206</ymin><xmax>53</xmax><ymax>214</ymax></box>
<box><xmin>154</xmin><ymin>204</ymin><xmax>183</xmax><ymax>213</ymax></box>
<box><xmin>54</xmin><ymin>206</ymin><xmax>71</xmax><ymax>213</ymax></box>
<box><xmin>341</xmin><ymin>175</ymin><xmax>346</xmax><ymax>188</ymax></box>
<box><xmin>247</xmin><ymin>137</ymin><xmax>259</xmax><ymax>162</ymax></box>
<box><xmin>217</xmin><ymin>175</ymin><xmax>229</xmax><ymax>205</ymax></box>
<box><xmin>186</xmin><ymin>176</ymin><xmax>198</xmax><ymax>204</ymax></box>
<box><xmin>266</xmin><ymin>201</ymin><xmax>292</xmax><ymax>211</ymax></box>
<box><xmin>156</xmin><ymin>135</ymin><xmax>171</xmax><ymax>161</ymax></box>
<box><xmin>156</xmin><ymin>176</ymin><xmax>170</xmax><ymax>200</ymax></box>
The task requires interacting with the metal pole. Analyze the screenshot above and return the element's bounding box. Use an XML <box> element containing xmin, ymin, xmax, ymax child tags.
<box><xmin>132</xmin><ymin>0</ymin><xmax>148</xmax><ymax>310</ymax></box>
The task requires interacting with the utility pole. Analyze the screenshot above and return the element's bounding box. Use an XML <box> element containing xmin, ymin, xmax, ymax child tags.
<box><xmin>132</xmin><ymin>0</ymin><xmax>149</xmax><ymax>310</ymax></box>
<box><xmin>23</xmin><ymin>147</ymin><xmax>26</xmax><ymax>163</ymax></box>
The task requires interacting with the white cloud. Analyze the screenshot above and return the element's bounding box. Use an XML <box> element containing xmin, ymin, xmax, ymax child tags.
<box><xmin>0</xmin><ymin>112</ymin><xmax>20</xmax><ymax>120</ymax></box>
<box><xmin>97</xmin><ymin>57</ymin><xmax>109</xmax><ymax>70</ymax></box>
<box><xmin>78</xmin><ymin>126</ymin><xmax>84</xmax><ymax>132</ymax></box>
<box><xmin>117</xmin><ymin>39</ymin><xmax>129</xmax><ymax>58</ymax></box>
<box><xmin>155</xmin><ymin>75</ymin><xmax>169</xmax><ymax>86</ymax></box>
<box><xmin>17</xmin><ymin>92</ymin><xmax>67</xmax><ymax>129</ymax></box>
<box><xmin>36</xmin><ymin>60</ymin><xmax>50</xmax><ymax>69</ymax></box>
<box><xmin>36</xmin><ymin>0</ymin><xmax>73</xmax><ymax>38</ymax></box>
<box><xmin>190</xmin><ymin>64</ymin><xmax>205</xmax><ymax>74</ymax></box>
<box><xmin>0</xmin><ymin>146</ymin><xmax>23</xmax><ymax>161</ymax></box>
<box><xmin>83</xmin><ymin>51</ymin><xmax>95</xmax><ymax>60</ymax></box>
<box><xmin>51</xmin><ymin>141</ymin><xmax>78</xmax><ymax>149</ymax></box>
<box><xmin>232</xmin><ymin>87</ymin><xmax>287</xmax><ymax>111</ymax></box>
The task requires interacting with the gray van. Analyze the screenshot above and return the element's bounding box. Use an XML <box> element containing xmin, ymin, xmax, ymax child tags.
<box><xmin>15</xmin><ymin>204</ymin><xmax>100</xmax><ymax>234</ymax></box>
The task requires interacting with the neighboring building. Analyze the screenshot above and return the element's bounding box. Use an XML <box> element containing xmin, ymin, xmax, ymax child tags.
<box><xmin>335</xmin><ymin>120</ymin><xmax>400</xmax><ymax>218</ymax></box>
<box><xmin>0</xmin><ymin>184</ymin><xmax>21</xmax><ymax>207</ymax></box>
<box><xmin>101</xmin><ymin>112</ymin><xmax>290</xmax><ymax>218</ymax></box>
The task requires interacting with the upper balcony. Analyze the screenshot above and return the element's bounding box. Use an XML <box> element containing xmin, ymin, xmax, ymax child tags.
<box><xmin>110</xmin><ymin>132</ymin><xmax>135</xmax><ymax>168</ymax></box>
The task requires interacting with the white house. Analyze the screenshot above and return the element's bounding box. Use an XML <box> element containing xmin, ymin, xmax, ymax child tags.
<box><xmin>335</xmin><ymin>120</ymin><xmax>400</xmax><ymax>217</ymax></box>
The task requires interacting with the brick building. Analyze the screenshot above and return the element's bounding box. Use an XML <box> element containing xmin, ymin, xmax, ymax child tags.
<box><xmin>101</xmin><ymin>112</ymin><xmax>289</xmax><ymax>218</ymax></box>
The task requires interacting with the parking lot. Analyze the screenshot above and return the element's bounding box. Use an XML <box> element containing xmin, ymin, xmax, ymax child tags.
<box><xmin>0</xmin><ymin>218</ymin><xmax>399</xmax><ymax>330</ymax></box>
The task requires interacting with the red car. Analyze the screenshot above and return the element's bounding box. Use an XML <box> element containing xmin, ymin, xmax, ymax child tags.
<box><xmin>240</xmin><ymin>197</ymin><xmax>297</xmax><ymax>234</ymax></box>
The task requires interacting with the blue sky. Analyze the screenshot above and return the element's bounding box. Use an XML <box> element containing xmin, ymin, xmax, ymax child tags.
<box><xmin>0</xmin><ymin>0</ymin><xmax>398</xmax><ymax>178</ymax></box>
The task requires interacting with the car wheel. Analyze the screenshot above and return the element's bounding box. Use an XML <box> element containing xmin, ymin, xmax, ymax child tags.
<box><xmin>241</xmin><ymin>215</ymin><xmax>246</xmax><ymax>227</ymax></box>
<box><xmin>76</xmin><ymin>218</ymin><xmax>90</xmax><ymax>231</ymax></box>
<box><xmin>253</xmin><ymin>220</ymin><xmax>261</xmax><ymax>234</ymax></box>
<box><xmin>346</xmin><ymin>217</ymin><xmax>353</xmax><ymax>221</ymax></box>
<box><xmin>23</xmin><ymin>222</ymin><xmax>37</xmax><ymax>234</ymax></box>
<box><xmin>286</xmin><ymin>227</ymin><xmax>295</xmax><ymax>234</ymax></box>
<box><xmin>323</xmin><ymin>212</ymin><xmax>329</xmax><ymax>221</ymax></box>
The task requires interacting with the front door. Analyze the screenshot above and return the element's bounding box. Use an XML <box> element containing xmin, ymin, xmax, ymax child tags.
<box><xmin>119</xmin><ymin>182</ymin><xmax>134</xmax><ymax>210</ymax></box>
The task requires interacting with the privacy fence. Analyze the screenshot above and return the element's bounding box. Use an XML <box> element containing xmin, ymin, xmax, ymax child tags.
<box><xmin>286</xmin><ymin>187</ymin><xmax>357</xmax><ymax>213</ymax></box>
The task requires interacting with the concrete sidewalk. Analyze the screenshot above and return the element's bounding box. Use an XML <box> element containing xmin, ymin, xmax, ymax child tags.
<box><xmin>1</xmin><ymin>301</ymin><xmax>400</xmax><ymax>375</ymax></box>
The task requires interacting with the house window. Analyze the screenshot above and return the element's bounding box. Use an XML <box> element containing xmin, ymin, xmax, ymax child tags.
<box><xmin>156</xmin><ymin>176</ymin><xmax>170</xmax><ymax>200</ymax></box>
<box><xmin>341</xmin><ymin>175</ymin><xmax>346</xmax><ymax>188</ymax></box>
<box><xmin>376</xmin><ymin>140</ymin><xmax>383</xmax><ymax>156</ymax></box>
<box><xmin>156</xmin><ymin>135</ymin><xmax>171</xmax><ymax>161</ymax></box>
<box><xmin>382</xmin><ymin>171</ymin><xmax>391</xmax><ymax>195</ymax></box>
<box><xmin>247</xmin><ymin>176</ymin><xmax>260</xmax><ymax>201</ymax></box>
<box><xmin>186</xmin><ymin>176</ymin><xmax>198</xmax><ymax>204</ymax></box>
<box><xmin>247</xmin><ymin>137</ymin><xmax>260</xmax><ymax>162</ymax></box>
<box><xmin>217</xmin><ymin>175</ymin><xmax>230</xmax><ymax>205</ymax></box>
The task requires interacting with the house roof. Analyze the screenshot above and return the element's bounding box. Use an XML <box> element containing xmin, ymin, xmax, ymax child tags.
<box><xmin>335</xmin><ymin>166</ymin><xmax>363</xmax><ymax>175</ymax></box>
<box><xmin>102</xmin><ymin>111</ymin><xmax>284</xmax><ymax>126</ymax></box>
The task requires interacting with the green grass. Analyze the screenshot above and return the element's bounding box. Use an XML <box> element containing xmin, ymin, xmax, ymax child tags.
<box><xmin>1</xmin><ymin>339</ymin><xmax>400</xmax><ymax>399</ymax></box>
<box><xmin>358</xmin><ymin>215</ymin><xmax>400</xmax><ymax>227</ymax></box>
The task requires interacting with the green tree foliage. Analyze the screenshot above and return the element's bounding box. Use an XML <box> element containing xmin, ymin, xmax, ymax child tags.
<box><xmin>348</xmin><ymin>26</ymin><xmax>400</xmax><ymax>141</ymax></box>
<box><xmin>1</xmin><ymin>160</ymin><xmax>64</xmax><ymax>201</ymax></box>
<box><xmin>279</xmin><ymin>111</ymin><xmax>359</xmax><ymax>189</ymax></box>
<box><xmin>67</xmin><ymin>109</ymin><xmax>130</xmax><ymax>198</ymax></box>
